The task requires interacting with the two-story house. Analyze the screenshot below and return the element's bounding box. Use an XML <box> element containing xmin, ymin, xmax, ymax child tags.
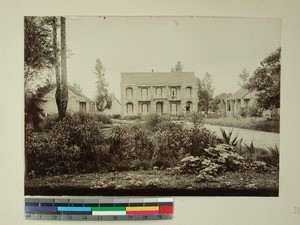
<box><xmin>121</xmin><ymin>72</ymin><xmax>198</xmax><ymax>116</ymax></box>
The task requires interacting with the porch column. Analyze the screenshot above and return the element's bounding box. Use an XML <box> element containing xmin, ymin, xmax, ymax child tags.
<box><xmin>241</xmin><ymin>98</ymin><xmax>245</xmax><ymax>108</ymax></box>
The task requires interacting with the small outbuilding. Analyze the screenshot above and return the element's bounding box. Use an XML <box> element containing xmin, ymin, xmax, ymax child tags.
<box><xmin>43</xmin><ymin>85</ymin><xmax>95</xmax><ymax>114</ymax></box>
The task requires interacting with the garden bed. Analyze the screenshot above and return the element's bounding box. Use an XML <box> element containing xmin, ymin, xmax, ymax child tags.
<box><xmin>25</xmin><ymin>169</ymin><xmax>279</xmax><ymax>196</ymax></box>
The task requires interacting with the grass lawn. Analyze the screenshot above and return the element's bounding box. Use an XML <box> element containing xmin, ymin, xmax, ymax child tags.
<box><xmin>204</xmin><ymin>117</ymin><xmax>279</xmax><ymax>133</ymax></box>
<box><xmin>25</xmin><ymin>169</ymin><xmax>279</xmax><ymax>196</ymax></box>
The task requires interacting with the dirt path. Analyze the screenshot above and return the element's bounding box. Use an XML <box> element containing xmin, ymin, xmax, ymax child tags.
<box><xmin>203</xmin><ymin>124</ymin><xmax>279</xmax><ymax>150</ymax></box>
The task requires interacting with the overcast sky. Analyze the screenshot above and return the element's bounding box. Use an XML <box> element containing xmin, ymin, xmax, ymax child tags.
<box><xmin>65</xmin><ymin>16</ymin><xmax>281</xmax><ymax>100</ymax></box>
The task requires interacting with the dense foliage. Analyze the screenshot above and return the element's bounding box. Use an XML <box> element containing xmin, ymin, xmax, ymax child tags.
<box><xmin>25</xmin><ymin>113</ymin><xmax>219</xmax><ymax>176</ymax></box>
<box><xmin>245</xmin><ymin>48</ymin><xmax>281</xmax><ymax>110</ymax></box>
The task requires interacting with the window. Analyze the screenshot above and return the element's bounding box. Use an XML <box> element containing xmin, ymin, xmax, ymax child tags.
<box><xmin>186</xmin><ymin>101</ymin><xmax>192</xmax><ymax>112</ymax></box>
<box><xmin>79</xmin><ymin>102</ymin><xmax>86</xmax><ymax>113</ymax></box>
<box><xmin>126</xmin><ymin>103</ymin><xmax>133</xmax><ymax>115</ymax></box>
<box><xmin>186</xmin><ymin>87</ymin><xmax>192</xmax><ymax>96</ymax></box>
<box><xmin>156</xmin><ymin>87</ymin><xmax>162</xmax><ymax>97</ymax></box>
<box><xmin>141</xmin><ymin>103</ymin><xmax>148</xmax><ymax>115</ymax></box>
<box><xmin>126</xmin><ymin>88</ymin><xmax>133</xmax><ymax>98</ymax></box>
<box><xmin>141</xmin><ymin>88</ymin><xmax>148</xmax><ymax>100</ymax></box>
<box><xmin>170</xmin><ymin>87</ymin><xmax>177</xmax><ymax>98</ymax></box>
<box><xmin>170</xmin><ymin>103</ymin><xmax>177</xmax><ymax>115</ymax></box>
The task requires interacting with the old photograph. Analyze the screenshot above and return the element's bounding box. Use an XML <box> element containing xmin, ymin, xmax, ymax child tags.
<box><xmin>24</xmin><ymin>16</ymin><xmax>280</xmax><ymax>196</ymax></box>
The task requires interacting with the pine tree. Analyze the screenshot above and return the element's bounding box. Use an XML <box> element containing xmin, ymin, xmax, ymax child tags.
<box><xmin>95</xmin><ymin>59</ymin><xmax>112</xmax><ymax>111</ymax></box>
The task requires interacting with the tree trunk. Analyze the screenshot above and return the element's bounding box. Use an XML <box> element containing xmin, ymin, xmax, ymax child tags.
<box><xmin>52</xmin><ymin>17</ymin><xmax>62</xmax><ymax>118</ymax></box>
<box><xmin>60</xmin><ymin>16</ymin><xmax>68</xmax><ymax>119</ymax></box>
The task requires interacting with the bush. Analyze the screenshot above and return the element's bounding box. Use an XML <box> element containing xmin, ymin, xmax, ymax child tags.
<box><xmin>185</xmin><ymin>127</ymin><xmax>219</xmax><ymax>156</ymax></box>
<box><xmin>129</xmin><ymin>125</ymin><xmax>155</xmax><ymax>169</ymax></box>
<box><xmin>104</xmin><ymin>125</ymin><xmax>131</xmax><ymax>169</ymax></box>
<box><xmin>92</xmin><ymin>113</ymin><xmax>112</xmax><ymax>124</ymax></box>
<box><xmin>25</xmin><ymin>113</ymin><xmax>106</xmax><ymax>176</ymax></box>
<box><xmin>188</xmin><ymin>112</ymin><xmax>204</xmax><ymax>126</ymax></box>
<box><xmin>152</xmin><ymin>121</ymin><xmax>188</xmax><ymax>168</ymax></box>
<box><xmin>145</xmin><ymin>113</ymin><xmax>166</xmax><ymax>131</ymax></box>
<box><xmin>239</xmin><ymin>107</ymin><xmax>247</xmax><ymax>118</ymax></box>
<box><xmin>247</xmin><ymin>103</ymin><xmax>263</xmax><ymax>117</ymax></box>
<box><xmin>220</xmin><ymin>128</ymin><xmax>240</xmax><ymax>146</ymax></box>
<box><xmin>25</xmin><ymin>129</ymin><xmax>82</xmax><ymax>176</ymax></box>
<box><xmin>111</xmin><ymin>114</ymin><xmax>121</xmax><ymax>119</ymax></box>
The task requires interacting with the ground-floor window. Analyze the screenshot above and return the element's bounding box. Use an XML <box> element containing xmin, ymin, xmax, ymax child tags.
<box><xmin>170</xmin><ymin>103</ymin><xmax>177</xmax><ymax>115</ymax></box>
<box><xmin>141</xmin><ymin>103</ymin><xmax>149</xmax><ymax>115</ymax></box>
<box><xmin>186</xmin><ymin>101</ymin><xmax>192</xmax><ymax>112</ymax></box>
<box><xmin>126</xmin><ymin>102</ymin><xmax>133</xmax><ymax>115</ymax></box>
<box><xmin>79</xmin><ymin>102</ymin><xmax>86</xmax><ymax>113</ymax></box>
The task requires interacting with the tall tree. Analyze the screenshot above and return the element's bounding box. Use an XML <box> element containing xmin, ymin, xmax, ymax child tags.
<box><xmin>24</xmin><ymin>16</ymin><xmax>55</xmax><ymax>89</ymax></box>
<box><xmin>237</xmin><ymin>68</ymin><xmax>250</xmax><ymax>87</ymax></box>
<box><xmin>52</xmin><ymin>17</ymin><xmax>63</xmax><ymax>119</ymax></box>
<box><xmin>197</xmin><ymin>73</ymin><xmax>215</xmax><ymax>114</ymax></box>
<box><xmin>171</xmin><ymin>61</ymin><xmax>184</xmax><ymax>72</ymax></box>
<box><xmin>59</xmin><ymin>16</ymin><xmax>68</xmax><ymax>119</ymax></box>
<box><xmin>24</xmin><ymin>16</ymin><xmax>56</xmax><ymax>128</ymax></box>
<box><xmin>95</xmin><ymin>59</ymin><xmax>112</xmax><ymax>111</ymax></box>
<box><xmin>245</xmin><ymin>48</ymin><xmax>281</xmax><ymax>111</ymax></box>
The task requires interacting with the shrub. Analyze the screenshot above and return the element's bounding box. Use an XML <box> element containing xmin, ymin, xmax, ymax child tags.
<box><xmin>111</xmin><ymin>114</ymin><xmax>121</xmax><ymax>119</ymax></box>
<box><xmin>244</xmin><ymin>141</ymin><xmax>255</xmax><ymax>161</ymax></box>
<box><xmin>185</xmin><ymin>127</ymin><xmax>219</xmax><ymax>156</ymax></box>
<box><xmin>40</xmin><ymin>114</ymin><xmax>59</xmax><ymax>131</ymax></box>
<box><xmin>25</xmin><ymin>129</ymin><xmax>82</xmax><ymax>176</ymax></box>
<box><xmin>188</xmin><ymin>112</ymin><xmax>204</xmax><ymax>127</ymax></box>
<box><xmin>152</xmin><ymin>121</ymin><xmax>188</xmax><ymax>168</ymax></box>
<box><xmin>105</xmin><ymin>125</ymin><xmax>131</xmax><ymax>164</ymax></box>
<box><xmin>247</xmin><ymin>103</ymin><xmax>263</xmax><ymax>117</ymax></box>
<box><xmin>145</xmin><ymin>113</ymin><xmax>166</xmax><ymax>131</ymax></box>
<box><xmin>220</xmin><ymin>128</ymin><xmax>240</xmax><ymax>146</ymax></box>
<box><xmin>129</xmin><ymin>125</ymin><xmax>155</xmax><ymax>169</ymax></box>
<box><xmin>25</xmin><ymin>113</ymin><xmax>106</xmax><ymax>176</ymax></box>
<box><xmin>92</xmin><ymin>113</ymin><xmax>112</xmax><ymax>124</ymax></box>
<box><xmin>267</xmin><ymin>145</ymin><xmax>279</xmax><ymax>166</ymax></box>
<box><xmin>239</xmin><ymin>107</ymin><xmax>247</xmax><ymax>118</ymax></box>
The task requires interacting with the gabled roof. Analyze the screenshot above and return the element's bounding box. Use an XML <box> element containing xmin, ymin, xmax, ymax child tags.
<box><xmin>47</xmin><ymin>84</ymin><xmax>94</xmax><ymax>102</ymax></box>
<box><xmin>227</xmin><ymin>88</ymin><xmax>257</xmax><ymax>100</ymax></box>
<box><xmin>121</xmin><ymin>72</ymin><xmax>197</xmax><ymax>85</ymax></box>
<box><xmin>67</xmin><ymin>85</ymin><xmax>94</xmax><ymax>102</ymax></box>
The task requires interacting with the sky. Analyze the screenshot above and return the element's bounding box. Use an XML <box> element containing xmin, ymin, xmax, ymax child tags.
<box><xmin>65</xmin><ymin>16</ymin><xmax>281</xmax><ymax>100</ymax></box>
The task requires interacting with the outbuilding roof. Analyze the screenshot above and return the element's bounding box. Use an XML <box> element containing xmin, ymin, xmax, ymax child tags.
<box><xmin>227</xmin><ymin>88</ymin><xmax>257</xmax><ymax>100</ymax></box>
<box><xmin>121</xmin><ymin>72</ymin><xmax>197</xmax><ymax>85</ymax></box>
<box><xmin>47</xmin><ymin>84</ymin><xmax>94</xmax><ymax>102</ymax></box>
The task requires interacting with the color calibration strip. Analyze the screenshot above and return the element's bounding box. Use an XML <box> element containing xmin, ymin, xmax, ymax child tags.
<box><xmin>25</xmin><ymin>197</ymin><xmax>173</xmax><ymax>221</ymax></box>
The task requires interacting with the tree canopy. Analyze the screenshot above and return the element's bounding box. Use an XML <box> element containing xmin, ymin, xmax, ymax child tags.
<box><xmin>197</xmin><ymin>73</ymin><xmax>215</xmax><ymax>114</ymax></box>
<box><xmin>24</xmin><ymin>17</ymin><xmax>56</xmax><ymax>87</ymax></box>
<box><xmin>171</xmin><ymin>61</ymin><xmax>184</xmax><ymax>72</ymax></box>
<box><xmin>95</xmin><ymin>59</ymin><xmax>112</xmax><ymax>111</ymax></box>
<box><xmin>245</xmin><ymin>48</ymin><xmax>281</xmax><ymax>110</ymax></box>
<box><xmin>237</xmin><ymin>68</ymin><xmax>249</xmax><ymax>87</ymax></box>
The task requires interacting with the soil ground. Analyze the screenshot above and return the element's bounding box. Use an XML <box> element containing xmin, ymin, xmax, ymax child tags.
<box><xmin>25</xmin><ymin>169</ymin><xmax>279</xmax><ymax>196</ymax></box>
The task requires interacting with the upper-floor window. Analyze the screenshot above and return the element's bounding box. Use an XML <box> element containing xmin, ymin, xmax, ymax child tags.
<box><xmin>141</xmin><ymin>88</ymin><xmax>148</xmax><ymax>100</ymax></box>
<box><xmin>156</xmin><ymin>87</ymin><xmax>162</xmax><ymax>97</ymax></box>
<box><xmin>170</xmin><ymin>87</ymin><xmax>177</xmax><ymax>98</ymax></box>
<box><xmin>126</xmin><ymin>87</ymin><xmax>133</xmax><ymax>98</ymax></box>
<box><xmin>185</xmin><ymin>87</ymin><xmax>192</xmax><ymax>96</ymax></box>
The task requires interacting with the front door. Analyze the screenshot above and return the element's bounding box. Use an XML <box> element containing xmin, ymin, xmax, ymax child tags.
<box><xmin>156</xmin><ymin>102</ymin><xmax>163</xmax><ymax>115</ymax></box>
